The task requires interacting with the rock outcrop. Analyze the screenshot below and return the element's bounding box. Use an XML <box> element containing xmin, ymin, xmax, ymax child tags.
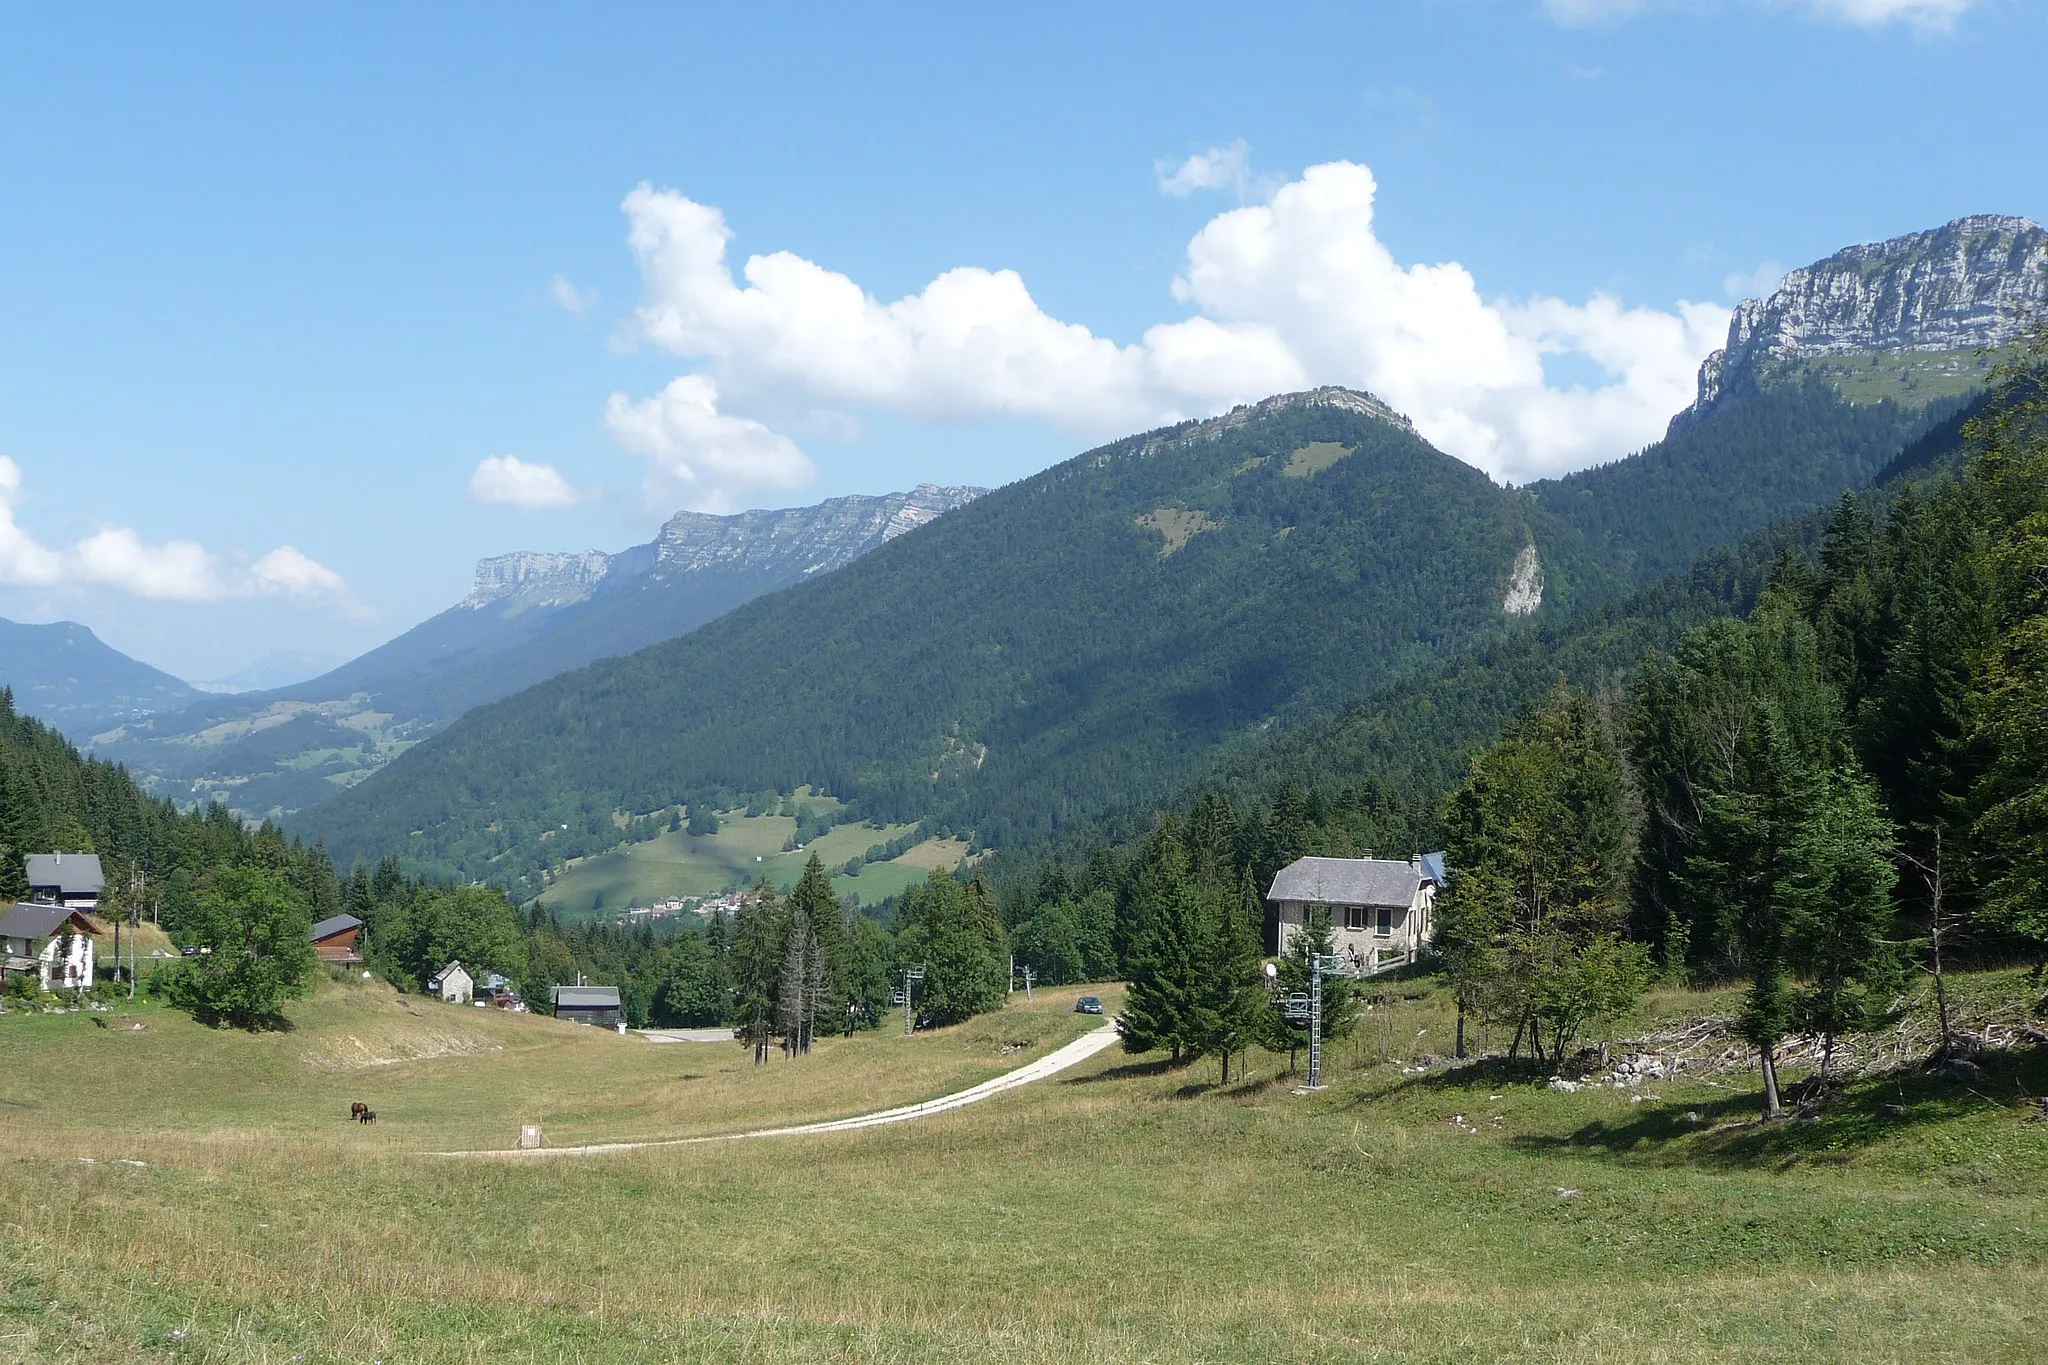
<box><xmin>1679</xmin><ymin>214</ymin><xmax>2047</xmax><ymax>424</ymax></box>
<box><xmin>463</xmin><ymin>484</ymin><xmax>984</xmax><ymax>612</ymax></box>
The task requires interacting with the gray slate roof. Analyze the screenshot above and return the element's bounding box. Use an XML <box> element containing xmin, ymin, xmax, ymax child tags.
<box><xmin>0</xmin><ymin>902</ymin><xmax>97</xmax><ymax>941</ymax></box>
<box><xmin>1419</xmin><ymin>852</ymin><xmax>1448</xmax><ymax>887</ymax></box>
<box><xmin>310</xmin><ymin>913</ymin><xmax>362</xmax><ymax>941</ymax></box>
<box><xmin>553</xmin><ymin>985</ymin><xmax>621</xmax><ymax>1008</ymax></box>
<box><xmin>25</xmin><ymin>853</ymin><xmax>104</xmax><ymax>895</ymax></box>
<box><xmin>1267</xmin><ymin>857</ymin><xmax>1421</xmax><ymax>909</ymax></box>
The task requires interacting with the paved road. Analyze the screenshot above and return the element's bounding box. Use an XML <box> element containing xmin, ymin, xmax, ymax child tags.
<box><xmin>637</xmin><ymin>1028</ymin><xmax>736</xmax><ymax>1044</ymax></box>
<box><xmin>434</xmin><ymin>1021</ymin><xmax>1122</xmax><ymax>1159</ymax></box>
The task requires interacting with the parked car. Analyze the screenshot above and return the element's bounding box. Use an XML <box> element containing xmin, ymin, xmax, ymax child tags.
<box><xmin>1075</xmin><ymin>996</ymin><xmax>1104</xmax><ymax>1015</ymax></box>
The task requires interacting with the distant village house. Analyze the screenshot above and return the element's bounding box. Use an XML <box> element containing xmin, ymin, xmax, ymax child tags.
<box><xmin>1266</xmin><ymin>853</ymin><xmax>1446</xmax><ymax>972</ymax></box>
<box><xmin>310</xmin><ymin>913</ymin><xmax>364</xmax><ymax>966</ymax></box>
<box><xmin>552</xmin><ymin>984</ymin><xmax>622</xmax><ymax>1028</ymax></box>
<box><xmin>428</xmin><ymin>961</ymin><xmax>474</xmax><ymax>1004</ymax></box>
<box><xmin>26</xmin><ymin>852</ymin><xmax>104</xmax><ymax>911</ymax></box>
<box><xmin>0</xmin><ymin>902</ymin><xmax>103</xmax><ymax>992</ymax></box>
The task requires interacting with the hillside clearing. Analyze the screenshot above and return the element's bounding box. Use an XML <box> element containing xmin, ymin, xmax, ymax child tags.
<box><xmin>535</xmin><ymin>810</ymin><xmax>943</xmax><ymax>916</ymax></box>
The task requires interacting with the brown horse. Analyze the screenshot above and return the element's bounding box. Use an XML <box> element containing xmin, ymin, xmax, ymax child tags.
<box><xmin>349</xmin><ymin>1101</ymin><xmax>369</xmax><ymax>1121</ymax></box>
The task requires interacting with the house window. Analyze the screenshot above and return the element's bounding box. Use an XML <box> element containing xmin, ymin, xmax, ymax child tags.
<box><xmin>1344</xmin><ymin>906</ymin><xmax>1368</xmax><ymax>931</ymax></box>
<box><xmin>1376</xmin><ymin>905</ymin><xmax>1393</xmax><ymax>936</ymax></box>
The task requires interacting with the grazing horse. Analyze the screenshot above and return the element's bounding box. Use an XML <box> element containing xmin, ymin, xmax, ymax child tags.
<box><xmin>350</xmin><ymin>1101</ymin><xmax>369</xmax><ymax>1121</ymax></box>
<box><xmin>357</xmin><ymin>1108</ymin><xmax>377</xmax><ymax>1125</ymax></box>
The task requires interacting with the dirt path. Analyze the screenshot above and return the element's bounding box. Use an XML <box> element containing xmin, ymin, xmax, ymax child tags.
<box><xmin>433</xmin><ymin>1021</ymin><xmax>1122</xmax><ymax>1159</ymax></box>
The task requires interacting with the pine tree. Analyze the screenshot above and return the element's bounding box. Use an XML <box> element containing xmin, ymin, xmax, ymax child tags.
<box><xmin>1199</xmin><ymin>865</ymin><xmax>1269</xmax><ymax>1083</ymax></box>
<box><xmin>729</xmin><ymin>882</ymin><xmax>781</xmax><ymax>1064</ymax></box>
<box><xmin>1117</xmin><ymin>832</ymin><xmax>1213</xmax><ymax>1064</ymax></box>
<box><xmin>1783</xmin><ymin>769</ymin><xmax>1902</xmax><ymax>1073</ymax></box>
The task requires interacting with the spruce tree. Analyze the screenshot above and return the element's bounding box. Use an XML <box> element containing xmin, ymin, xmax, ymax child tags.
<box><xmin>1199</xmin><ymin>865</ymin><xmax>1269</xmax><ymax>1082</ymax></box>
<box><xmin>1117</xmin><ymin>832</ymin><xmax>1213</xmax><ymax>1063</ymax></box>
<box><xmin>1783</xmin><ymin>769</ymin><xmax>1902</xmax><ymax>1073</ymax></box>
<box><xmin>728</xmin><ymin>882</ymin><xmax>781</xmax><ymax>1064</ymax></box>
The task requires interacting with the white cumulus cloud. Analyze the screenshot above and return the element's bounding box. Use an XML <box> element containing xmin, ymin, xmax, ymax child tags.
<box><xmin>1806</xmin><ymin>0</ymin><xmax>1973</xmax><ymax>29</ymax></box>
<box><xmin>610</xmin><ymin>161</ymin><xmax>1728</xmax><ymax>489</ymax></box>
<box><xmin>1155</xmin><ymin>141</ymin><xmax>1255</xmax><ymax>199</ymax></box>
<box><xmin>550</xmin><ymin>274</ymin><xmax>597</xmax><ymax>318</ymax></box>
<box><xmin>467</xmin><ymin>455</ymin><xmax>591</xmax><ymax>509</ymax></box>
<box><xmin>605</xmin><ymin>375</ymin><xmax>815</xmax><ymax>514</ymax></box>
<box><xmin>0</xmin><ymin>457</ymin><xmax>359</xmax><ymax>608</ymax></box>
<box><xmin>1543</xmin><ymin>0</ymin><xmax>1973</xmax><ymax>28</ymax></box>
<box><xmin>1723</xmin><ymin>259</ymin><xmax>1787</xmax><ymax>300</ymax></box>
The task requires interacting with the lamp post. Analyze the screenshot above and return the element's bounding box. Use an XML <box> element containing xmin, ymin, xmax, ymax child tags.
<box><xmin>901</xmin><ymin>966</ymin><xmax>926</xmax><ymax>1035</ymax></box>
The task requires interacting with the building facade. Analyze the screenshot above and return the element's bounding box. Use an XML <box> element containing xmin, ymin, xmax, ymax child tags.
<box><xmin>1266</xmin><ymin>855</ymin><xmax>1445</xmax><ymax>972</ymax></box>
<box><xmin>0</xmin><ymin>903</ymin><xmax>102</xmax><ymax>991</ymax></box>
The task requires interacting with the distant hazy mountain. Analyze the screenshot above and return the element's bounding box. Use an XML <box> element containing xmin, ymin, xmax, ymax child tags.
<box><xmin>0</xmin><ymin>619</ymin><xmax>201</xmax><ymax>735</ymax></box>
<box><xmin>191</xmin><ymin>649</ymin><xmax>348</xmax><ymax>694</ymax></box>
<box><xmin>92</xmin><ymin>484</ymin><xmax>984</xmax><ymax>820</ymax></box>
<box><xmin>1528</xmin><ymin>215</ymin><xmax>2044</xmax><ymax>580</ymax></box>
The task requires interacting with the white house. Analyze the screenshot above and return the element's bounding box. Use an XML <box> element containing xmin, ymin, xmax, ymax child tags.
<box><xmin>1266</xmin><ymin>854</ymin><xmax>1446</xmax><ymax>973</ymax></box>
<box><xmin>427</xmin><ymin>960</ymin><xmax>475</xmax><ymax>1004</ymax></box>
<box><xmin>25</xmin><ymin>853</ymin><xmax>105</xmax><ymax>912</ymax></box>
<box><xmin>0</xmin><ymin>902</ymin><xmax>102</xmax><ymax>992</ymax></box>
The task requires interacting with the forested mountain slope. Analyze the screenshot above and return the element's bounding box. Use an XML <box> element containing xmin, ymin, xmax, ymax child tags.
<box><xmin>92</xmin><ymin>486</ymin><xmax>980</xmax><ymax>821</ymax></box>
<box><xmin>0</xmin><ymin>618</ymin><xmax>201</xmax><ymax>737</ymax></box>
<box><xmin>1526</xmin><ymin>215</ymin><xmax>2044</xmax><ymax>581</ymax></box>
<box><xmin>303</xmin><ymin>390</ymin><xmax>1615</xmax><ymax>894</ymax></box>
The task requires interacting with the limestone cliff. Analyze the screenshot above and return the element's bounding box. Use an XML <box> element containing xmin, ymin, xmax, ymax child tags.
<box><xmin>1679</xmin><ymin>214</ymin><xmax>2047</xmax><ymax>427</ymax></box>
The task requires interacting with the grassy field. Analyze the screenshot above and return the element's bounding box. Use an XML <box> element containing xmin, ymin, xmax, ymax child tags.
<box><xmin>1</xmin><ymin>972</ymin><xmax>2044</xmax><ymax>1362</ymax></box>
<box><xmin>536</xmin><ymin>809</ymin><xmax>962</xmax><ymax>916</ymax></box>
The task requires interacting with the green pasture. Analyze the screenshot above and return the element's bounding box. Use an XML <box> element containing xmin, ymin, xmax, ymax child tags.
<box><xmin>537</xmin><ymin>807</ymin><xmax>957</xmax><ymax>916</ymax></box>
<box><xmin>2</xmin><ymin>970</ymin><xmax>2044</xmax><ymax>1362</ymax></box>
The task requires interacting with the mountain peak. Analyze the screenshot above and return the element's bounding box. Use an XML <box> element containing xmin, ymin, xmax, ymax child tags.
<box><xmin>1679</xmin><ymin>214</ymin><xmax>2048</xmax><ymax>425</ymax></box>
<box><xmin>1135</xmin><ymin>386</ymin><xmax>1414</xmax><ymax>462</ymax></box>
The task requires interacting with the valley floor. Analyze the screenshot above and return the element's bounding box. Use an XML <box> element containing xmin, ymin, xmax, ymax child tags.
<box><xmin>1</xmin><ymin>974</ymin><xmax>2043</xmax><ymax>1362</ymax></box>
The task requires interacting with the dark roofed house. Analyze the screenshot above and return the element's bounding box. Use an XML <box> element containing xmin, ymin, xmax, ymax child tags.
<box><xmin>552</xmin><ymin>984</ymin><xmax>622</xmax><ymax>1029</ymax></box>
<box><xmin>1266</xmin><ymin>854</ymin><xmax>1440</xmax><ymax>973</ymax></box>
<box><xmin>0</xmin><ymin>902</ymin><xmax>104</xmax><ymax>992</ymax></box>
<box><xmin>310</xmin><ymin>913</ymin><xmax>364</xmax><ymax>965</ymax></box>
<box><xmin>26</xmin><ymin>853</ymin><xmax>105</xmax><ymax>911</ymax></box>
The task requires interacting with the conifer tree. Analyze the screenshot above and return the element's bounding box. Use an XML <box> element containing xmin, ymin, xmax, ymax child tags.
<box><xmin>728</xmin><ymin>882</ymin><xmax>781</xmax><ymax>1064</ymax></box>
<box><xmin>1117</xmin><ymin>830</ymin><xmax>1214</xmax><ymax>1063</ymax></box>
<box><xmin>1783</xmin><ymin>769</ymin><xmax>1902</xmax><ymax>1072</ymax></box>
<box><xmin>1199</xmin><ymin>865</ymin><xmax>1268</xmax><ymax>1082</ymax></box>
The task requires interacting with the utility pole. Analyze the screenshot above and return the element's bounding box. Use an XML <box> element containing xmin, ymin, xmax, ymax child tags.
<box><xmin>901</xmin><ymin>966</ymin><xmax>926</xmax><ymax>1035</ymax></box>
<box><xmin>1270</xmin><ymin>952</ymin><xmax>1364</xmax><ymax>1090</ymax></box>
<box><xmin>1020</xmin><ymin>966</ymin><xmax>1033</xmax><ymax>1001</ymax></box>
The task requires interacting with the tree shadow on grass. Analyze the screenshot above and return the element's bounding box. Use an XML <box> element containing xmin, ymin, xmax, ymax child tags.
<box><xmin>1511</xmin><ymin>1045</ymin><xmax>2047</xmax><ymax>1168</ymax></box>
<box><xmin>1064</xmin><ymin>1056</ymin><xmax>1182</xmax><ymax>1085</ymax></box>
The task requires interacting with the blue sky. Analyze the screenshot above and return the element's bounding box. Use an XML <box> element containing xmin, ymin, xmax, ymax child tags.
<box><xmin>0</xmin><ymin>0</ymin><xmax>2040</xmax><ymax>680</ymax></box>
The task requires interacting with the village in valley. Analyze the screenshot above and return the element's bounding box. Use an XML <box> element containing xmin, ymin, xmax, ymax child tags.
<box><xmin>3</xmin><ymin>7</ymin><xmax>2046</xmax><ymax>1360</ymax></box>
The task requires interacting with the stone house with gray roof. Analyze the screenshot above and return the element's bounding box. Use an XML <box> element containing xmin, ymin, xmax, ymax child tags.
<box><xmin>1266</xmin><ymin>854</ymin><xmax>1445</xmax><ymax>971</ymax></box>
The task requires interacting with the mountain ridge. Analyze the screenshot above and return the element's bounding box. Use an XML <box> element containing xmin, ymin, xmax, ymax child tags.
<box><xmin>91</xmin><ymin>483</ymin><xmax>984</xmax><ymax>820</ymax></box>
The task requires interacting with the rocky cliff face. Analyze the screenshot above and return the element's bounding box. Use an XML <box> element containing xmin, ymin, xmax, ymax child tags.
<box><xmin>464</xmin><ymin>485</ymin><xmax>985</xmax><ymax>612</ymax></box>
<box><xmin>1682</xmin><ymin>214</ymin><xmax>2047</xmax><ymax>422</ymax></box>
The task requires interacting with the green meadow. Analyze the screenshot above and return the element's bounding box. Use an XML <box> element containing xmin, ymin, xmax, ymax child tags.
<box><xmin>536</xmin><ymin>804</ymin><xmax>969</xmax><ymax>916</ymax></box>
<box><xmin>2</xmin><ymin>971</ymin><xmax>2044</xmax><ymax>1362</ymax></box>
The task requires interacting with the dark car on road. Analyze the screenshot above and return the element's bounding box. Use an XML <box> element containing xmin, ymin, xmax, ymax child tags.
<box><xmin>1075</xmin><ymin>996</ymin><xmax>1104</xmax><ymax>1015</ymax></box>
